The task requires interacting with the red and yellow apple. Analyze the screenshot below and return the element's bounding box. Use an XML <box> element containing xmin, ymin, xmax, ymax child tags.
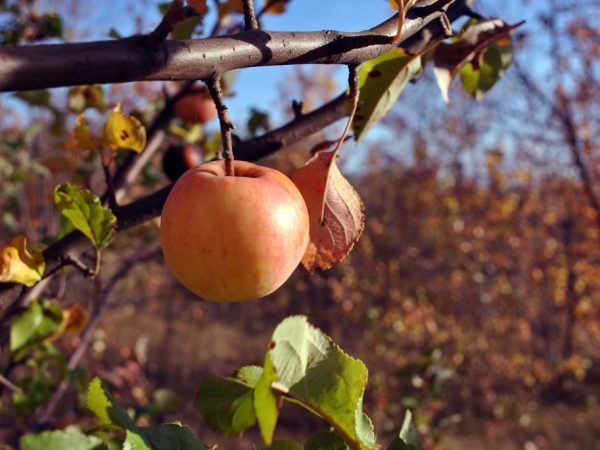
<box><xmin>174</xmin><ymin>87</ymin><xmax>217</xmax><ymax>124</ymax></box>
<box><xmin>160</xmin><ymin>160</ymin><xmax>309</xmax><ymax>302</ymax></box>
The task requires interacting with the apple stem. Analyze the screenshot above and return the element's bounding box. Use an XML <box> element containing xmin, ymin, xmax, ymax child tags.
<box><xmin>206</xmin><ymin>74</ymin><xmax>236</xmax><ymax>176</ymax></box>
<box><xmin>333</xmin><ymin>65</ymin><xmax>360</xmax><ymax>155</ymax></box>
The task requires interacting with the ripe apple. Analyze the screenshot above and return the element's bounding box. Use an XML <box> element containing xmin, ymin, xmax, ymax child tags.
<box><xmin>162</xmin><ymin>144</ymin><xmax>203</xmax><ymax>181</ymax></box>
<box><xmin>160</xmin><ymin>160</ymin><xmax>310</xmax><ymax>302</ymax></box>
<box><xmin>174</xmin><ymin>87</ymin><xmax>217</xmax><ymax>124</ymax></box>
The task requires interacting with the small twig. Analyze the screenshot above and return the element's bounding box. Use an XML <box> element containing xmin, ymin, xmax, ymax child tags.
<box><xmin>101</xmin><ymin>153</ymin><xmax>119</xmax><ymax>212</ymax></box>
<box><xmin>291</xmin><ymin>100</ymin><xmax>304</xmax><ymax>119</ymax></box>
<box><xmin>147</xmin><ymin>0</ymin><xmax>197</xmax><ymax>46</ymax></box>
<box><xmin>206</xmin><ymin>74</ymin><xmax>236</xmax><ymax>176</ymax></box>
<box><xmin>37</xmin><ymin>246</ymin><xmax>161</xmax><ymax>426</ymax></box>
<box><xmin>333</xmin><ymin>65</ymin><xmax>360</xmax><ymax>154</ymax></box>
<box><xmin>0</xmin><ymin>373</ymin><xmax>22</xmax><ymax>394</ymax></box>
<box><xmin>242</xmin><ymin>0</ymin><xmax>259</xmax><ymax>31</ymax></box>
<box><xmin>60</xmin><ymin>254</ymin><xmax>96</xmax><ymax>278</ymax></box>
<box><xmin>439</xmin><ymin>12</ymin><xmax>453</xmax><ymax>37</ymax></box>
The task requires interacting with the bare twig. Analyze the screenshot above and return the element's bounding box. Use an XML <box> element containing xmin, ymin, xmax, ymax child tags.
<box><xmin>101</xmin><ymin>154</ymin><xmax>119</xmax><ymax>212</ymax></box>
<box><xmin>60</xmin><ymin>254</ymin><xmax>96</xmax><ymax>278</ymax></box>
<box><xmin>242</xmin><ymin>0</ymin><xmax>259</xmax><ymax>31</ymax></box>
<box><xmin>333</xmin><ymin>65</ymin><xmax>360</xmax><ymax>154</ymax></box>
<box><xmin>147</xmin><ymin>0</ymin><xmax>197</xmax><ymax>46</ymax></box>
<box><xmin>206</xmin><ymin>74</ymin><xmax>236</xmax><ymax>176</ymax></box>
<box><xmin>37</xmin><ymin>246</ymin><xmax>161</xmax><ymax>426</ymax></box>
<box><xmin>0</xmin><ymin>373</ymin><xmax>22</xmax><ymax>394</ymax></box>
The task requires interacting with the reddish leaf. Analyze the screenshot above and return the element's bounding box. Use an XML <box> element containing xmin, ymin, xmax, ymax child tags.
<box><xmin>291</xmin><ymin>151</ymin><xmax>365</xmax><ymax>272</ymax></box>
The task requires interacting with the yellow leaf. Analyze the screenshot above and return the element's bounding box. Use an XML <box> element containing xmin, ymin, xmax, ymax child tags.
<box><xmin>74</xmin><ymin>113</ymin><xmax>99</xmax><ymax>151</ymax></box>
<box><xmin>103</xmin><ymin>105</ymin><xmax>146</xmax><ymax>153</ymax></box>
<box><xmin>0</xmin><ymin>235</ymin><xmax>45</xmax><ymax>287</ymax></box>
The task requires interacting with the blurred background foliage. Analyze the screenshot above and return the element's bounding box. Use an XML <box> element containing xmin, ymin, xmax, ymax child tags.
<box><xmin>1</xmin><ymin>0</ymin><xmax>600</xmax><ymax>449</ymax></box>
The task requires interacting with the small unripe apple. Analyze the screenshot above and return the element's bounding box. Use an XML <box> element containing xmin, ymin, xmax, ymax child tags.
<box><xmin>160</xmin><ymin>160</ymin><xmax>310</xmax><ymax>302</ymax></box>
<box><xmin>162</xmin><ymin>144</ymin><xmax>203</xmax><ymax>181</ymax></box>
<box><xmin>174</xmin><ymin>87</ymin><xmax>217</xmax><ymax>124</ymax></box>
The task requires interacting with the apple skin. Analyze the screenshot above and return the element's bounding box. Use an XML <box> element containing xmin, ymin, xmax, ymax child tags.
<box><xmin>160</xmin><ymin>160</ymin><xmax>310</xmax><ymax>302</ymax></box>
<box><xmin>174</xmin><ymin>87</ymin><xmax>217</xmax><ymax>124</ymax></box>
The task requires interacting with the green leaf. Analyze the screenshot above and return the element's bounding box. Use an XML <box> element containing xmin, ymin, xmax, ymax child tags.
<box><xmin>86</xmin><ymin>377</ymin><xmax>136</xmax><ymax>429</ymax></box>
<box><xmin>10</xmin><ymin>300</ymin><xmax>63</xmax><ymax>353</ymax></box>
<box><xmin>267</xmin><ymin>316</ymin><xmax>376</xmax><ymax>450</ymax></box>
<box><xmin>305</xmin><ymin>431</ymin><xmax>350</xmax><ymax>450</ymax></box>
<box><xmin>195</xmin><ymin>374</ymin><xmax>256</xmax><ymax>437</ymax></box>
<box><xmin>123</xmin><ymin>430</ymin><xmax>151</xmax><ymax>450</ymax></box>
<box><xmin>254</xmin><ymin>353</ymin><xmax>280</xmax><ymax>446</ymax></box>
<box><xmin>264</xmin><ymin>440</ymin><xmax>304</xmax><ymax>450</ymax></box>
<box><xmin>352</xmin><ymin>48</ymin><xmax>422</xmax><ymax>141</ymax></box>
<box><xmin>21</xmin><ymin>428</ymin><xmax>106</xmax><ymax>450</ymax></box>
<box><xmin>459</xmin><ymin>39</ymin><xmax>513</xmax><ymax>100</ymax></box>
<box><xmin>88</xmin><ymin>378</ymin><xmax>208</xmax><ymax>449</ymax></box>
<box><xmin>14</xmin><ymin>90</ymin><xmax>52</xmax><ymax>108</ymax></box>
<box><xmin>54</xmin><ymin>183</ymin><xmax>116</xmax><ymax>250</ymax></box>
<box><xmin>387</xmin><ymin>410</ymin><xmax>422</xmax><ymax>450</ymax></box>
<box><xmin>433</xmin><ymin>19</ymin><xmax>518</xmax><ymax>102</ymax></box>
<box><xmin>171</xmin><ymin>16</ymin><xmax>202</xmax><ymax>40</ymax></box>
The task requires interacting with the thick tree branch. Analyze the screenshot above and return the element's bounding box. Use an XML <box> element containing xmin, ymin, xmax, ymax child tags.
<box><xmin>0</xmin><ymin>2</ymin><xmax>458</xmax><ymax>92</ymax></box>
<box><xmin>0</xmin><ymin>0</ymin><xmax>472</xmax><ymax>315</ymax></box>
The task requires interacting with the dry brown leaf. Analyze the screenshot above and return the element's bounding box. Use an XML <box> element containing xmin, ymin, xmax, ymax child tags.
<box><xmin>291</xmin><ymin>151</ymin><xmax>365</xmax><ymax>272</ymax></box>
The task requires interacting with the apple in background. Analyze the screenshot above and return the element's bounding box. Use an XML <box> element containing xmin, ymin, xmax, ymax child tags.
<box><xmin>162</xmin><ymin>144</ymin><xmax>203</xmax><ymax>181</ymax></box>
<box><xmin>160</xmin><ymin>160</ymin><xmax>310</xmax><ymax>302</ymax></box>
<box><xmin>174</xmin><ymin>86</ymin><xmax>217</xmax><ymax>124</ymax></box>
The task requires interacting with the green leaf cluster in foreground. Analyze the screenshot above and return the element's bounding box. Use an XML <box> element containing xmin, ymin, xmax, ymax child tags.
<box><xmin>196</xmin><ymin>316</ymin><xmax>421</xmax><ymax>450</ymax></box>
<box><xmin>21</xmin><ymin>316</ymin><xmax>421</xmax><ymax>450</ymax></box>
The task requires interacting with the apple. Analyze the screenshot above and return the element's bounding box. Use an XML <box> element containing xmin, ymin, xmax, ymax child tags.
<box><xmin>162</xmin><ymin>144</ymin><xmax>203</xmax><ymax>181</ymax></box>
<box><xmin>160</xmin><ymin>160</ymin><xmax>310</xmax><ymax>302</ymax></box>
<box><xmin>174</xmin><ymin>87</ymin><xmax>217</xmax><ymax>124</ymax></box>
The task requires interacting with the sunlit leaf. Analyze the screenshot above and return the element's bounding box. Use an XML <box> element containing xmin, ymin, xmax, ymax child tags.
<box><xmin>0</xmin><ymin>235</ymin><xmax>45</xmax><ymax>287</ymax></box>
<box><xmin>54</xmin><ymin>183</ymin><xmax>117</xmax><ymax>250</ymax></box>
<box><xmin>352</xmin><ymin>48</ymin><xmax>422</xmax><ymax>140</ymax></box>
<box><xmin>10</xmin><ymin>300</ymin><xmax>63</xmax><ymax>353</ymax></box>
<box><xmin>20</xmin><ymin>428</ymin><xmax>106</xmax><ymax>450</ymax></box>
<box><xmin>266</xmin><ymin>316</ymin><xmax>376</xmax><ymax>450</ymax></box>
<box><xmin>291</xmin><ymin>151</ymin><xmax>365</xmax><ymax>272</ymax></box>
<box><xmin>254</xmin><ymin>353</ymin><xmax>280</xmax><ymax>446</ymax></box>
<box><xmin>433</xmin><ymin>19</ymin><xmax>519</xmax><ymax>102</ymax></box>
<box><xmin>87</xmin><ymin>378</ymin><xmax>208</xmax><ymax>449</ymax></box>
<box><xmin>387</xmin><ymin>410</ymin><xmax>422</xmax><ymax>450</ymax></box>
<box><xmin>103</xmin><ymin>105</ymin><xmax>146</xmax><ymax>153</ymax></box>
<box><xmin>74</xmin><ymin>113</ymin><xmax>100</xmax><ymax>151</ymax></box>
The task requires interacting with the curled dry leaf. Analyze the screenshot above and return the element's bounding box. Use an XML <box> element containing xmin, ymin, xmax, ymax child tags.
<box><xmin>0</xmin><ymin>235</ymin><xmax>45</xmax><ymax>287</ymax></box>
<box><xmin>291</xmin><ymin>151</ymin><xmax>365</xmax><ymax>273</ymax></box>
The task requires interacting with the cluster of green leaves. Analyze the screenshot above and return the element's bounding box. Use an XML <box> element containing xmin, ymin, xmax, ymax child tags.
<box><xmin>351</xmin><ymin>18</ymin><xmax>519</xmax><ymax>140</ymax></box>
<box><xmin>19</xmin><ymin>317</ymin><xmax>420</xmax><ymax>450</ymax></box>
